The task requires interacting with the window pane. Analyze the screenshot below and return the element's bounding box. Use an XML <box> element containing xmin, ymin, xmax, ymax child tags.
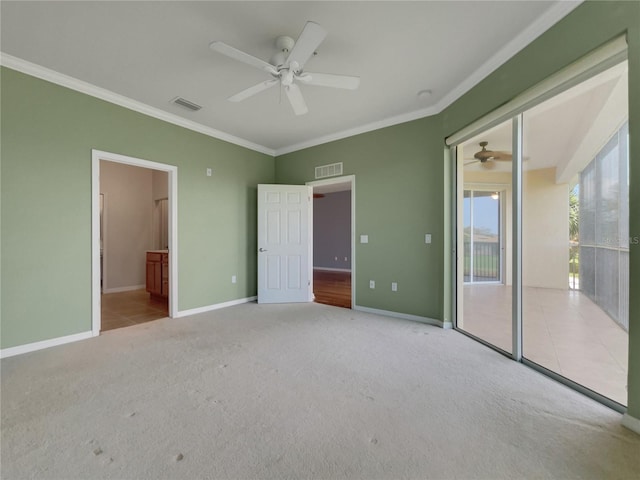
<box><xmin>522</xmin><ymin>61</ymin><xmax>628</xmax><ymax>406</ymax></box>
<box><xmin>457</xmin><ymin>119</ymin><xmax>512</xmax><ymax>353</ymax></box>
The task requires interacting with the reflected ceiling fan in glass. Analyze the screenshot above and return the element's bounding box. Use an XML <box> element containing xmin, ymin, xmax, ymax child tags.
<box><xmin>464</xmin><ymin>141</ymin><xmax>513</xmax><ymax>168</ymax></box>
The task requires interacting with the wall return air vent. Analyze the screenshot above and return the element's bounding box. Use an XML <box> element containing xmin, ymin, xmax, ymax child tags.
<box><xmin>315</xmin><ymin>162</ymin><xmax>343</xmax><ymax>179</ymax></box>
<box><xmin>171</xmin><ymin>96</ymin><xmax>202</xmax><ymax>111</ymax></box>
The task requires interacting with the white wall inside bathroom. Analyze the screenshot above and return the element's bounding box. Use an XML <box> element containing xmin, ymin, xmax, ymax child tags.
<box><xmin>152</xmin><ymin>170</ymin><xmax>169</xmax><ymax>250</ymax></box>
<box><xmin>101</xmin><ymin>161</ymin><xmax>154</xmax><ymax>292</ymax></box>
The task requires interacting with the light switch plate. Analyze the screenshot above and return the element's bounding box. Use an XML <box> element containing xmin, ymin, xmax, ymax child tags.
<box><xmin>425</xmin><ymin>234</ymin><xmax>432</xmax><ymax>244</ymax></box>
<box><xmin>360</xmin><ymin>235</ymin><xmax>369</xmax><ymax>244</ymax></box>
<box><xmin>391</xmin><ymin>282</ymin><xmax>398</xmax><ymax>292</ymax></box>
<box><xmin>369</xmin><ymin>280</ymin><xmax>375</xmax><ymax>289</ymax></box>
<box><xmin>206</xmin><ymin>168</ymin><xmax>212</xmax><ymax>176</ymax></box>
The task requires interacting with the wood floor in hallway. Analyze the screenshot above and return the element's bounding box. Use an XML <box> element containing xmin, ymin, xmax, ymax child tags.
<box><xmin>313</xmin><ymin>269</ymin><xmax>351</xmax><ymax>309</ymax></box>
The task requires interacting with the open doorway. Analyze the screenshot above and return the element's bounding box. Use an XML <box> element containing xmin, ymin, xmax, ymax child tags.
<box><xmin>91</xmin><ymin>150</ymin><xmax>178</xmax><ymax>335</ymax></box>
<box><xmin>307</xmin><ymin>175</ymin><xmax>355</xmax><ymax>309</ymax></box>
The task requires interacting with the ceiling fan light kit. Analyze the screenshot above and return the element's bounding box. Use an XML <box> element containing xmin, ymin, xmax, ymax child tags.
<box><xmin>210</xmin><ymin>21</ymin><xmax>360</xmax><ymax>115</ymax></box>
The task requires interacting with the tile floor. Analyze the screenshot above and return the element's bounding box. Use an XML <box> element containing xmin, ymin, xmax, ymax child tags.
<box><xmin>460</xmin><ymin>284</ymin><xmax>628</xmax><ymax>406</ymax></box>
<box><xmin>101</xmin><ymin>289</ymin><xmax>168</xmax><ymax>332</ymax></box>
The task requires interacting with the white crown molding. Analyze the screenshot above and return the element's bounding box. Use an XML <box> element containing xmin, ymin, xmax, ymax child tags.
<box><xmin>0</xmin><ymin>53</ymin><xmax>276</xmax><ymax>157</ymax></box>
<box><xmin>276</xmin><ymin>0</ymin><xmax>582</xmax><ymax>156</ymax></box>
<box><xmin>0</xmin><ymin>2</ymin><xmax>581</xmax><ymax>158</ymax></box>
<box><xmin>275</xmin><ymin>105</ymin><xmax>439</xmax><ymax>156</ymax></box>
<box><xmin>432</xmin><ymin>1</ymin><xmax>582</xmax><ymax>115</ymax></box>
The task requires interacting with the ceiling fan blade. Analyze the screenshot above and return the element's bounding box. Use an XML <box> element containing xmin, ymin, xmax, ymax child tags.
<box><xmin>228</xmin><ymin>79</ymin><xmax>279</xmax><ymax>102</ymax></box>
<box><xmin>286</xmin><ymin>21</ymin><xmax>327</xmax><ymax>71</ymax></box>
<box><xmin>210</xmin><ymin>41</ymin><xmax>277</xmax><ymax>75</ymax></box>
<box><xmin>298</xmin><ymin>72</ymin><xmax>360</xmax><ymax>90</ymax></box>
<box><xmin>492</xmin><ymin>151</ymin><xmax>513</xmax><ymax>161</ymax></box>
<box><xmin>285</xmin><ymin>84</ymin><xmax>308</xmax><ymax>115</ymax></box>
<box><xmin>465</xmin><ymin>160</ymin><xmax>480</xmax><ymax>166</ymax></box>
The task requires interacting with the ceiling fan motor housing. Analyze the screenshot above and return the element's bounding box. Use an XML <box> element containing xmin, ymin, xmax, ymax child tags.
<box><xmin>275</xmin><ymin>35</ymin><xmax>295</xmax><ymax>52</ymax></box>
<box><xmin>271</xmin><ymin>36</ymin><xmax>295</xmax><ymax>67</ymax></box>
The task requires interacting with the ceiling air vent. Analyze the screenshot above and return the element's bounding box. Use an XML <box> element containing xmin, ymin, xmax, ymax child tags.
<box><xmin>315</xmin><ymin>162</ymin><xmax>343</xmax><ymax>179</ymax></box>
<box><xmin>171</xmin><ymin>96</ymin><xmax>202</xmax><ymax>112</ymax></box>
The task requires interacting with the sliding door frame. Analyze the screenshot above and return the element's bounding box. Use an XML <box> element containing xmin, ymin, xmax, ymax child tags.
<box><xmin>448</xmin><ymin>35</ymin><xmax>628</xmax><ymax>412</ymax></box>
<box><xmin>511</xmin><ymin>115</ymin><xmax>523</xmax><ymax>362</ymax></box>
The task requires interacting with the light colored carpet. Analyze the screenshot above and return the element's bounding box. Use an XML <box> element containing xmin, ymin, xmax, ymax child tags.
<box><xmin>2</xmin><ymin>302</ymin><xmax>639</xmax><ymax>479</ymax></box>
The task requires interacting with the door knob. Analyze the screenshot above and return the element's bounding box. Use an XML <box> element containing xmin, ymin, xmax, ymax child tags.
<box><xmin>259</xmin><ymin>248</ymin><xmax>268</xmax><ymax>252</ymax></box>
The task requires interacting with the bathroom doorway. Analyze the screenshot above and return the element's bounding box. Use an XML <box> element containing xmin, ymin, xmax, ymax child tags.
<box><xmin>91</xmin><ymin>150</ymin><xmax>178</xmax><ymax>335</ymax></box>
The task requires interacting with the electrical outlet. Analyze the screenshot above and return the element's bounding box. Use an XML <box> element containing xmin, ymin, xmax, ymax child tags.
<box><xmin>391</xmin><ymin>282</ymin><xmax>398</xmax><ymax>292</ymax></box>
<box><xmin>425</xmin><ymin>234</ymin><xmax>432</xmax><ymax>244</ymax></box>
<box><xmin>231</xmin><ymin>275</ymin><xmax>237</xmax><ymax>284</ymax></box>
<box><xmin>344</xmin><ymin>257</ymin><xmax>348</xmax><ymax>261</ymax></box>
<box><xmin>360</xmin><ymin>235</ymin><xmax>369</xmax><ymax>244</ymax></box>
<box><xmin>369</xmin><ymin>280</ymin><xmax>375</xmax><ymax>289</ymax></box>
<box><xmin>334</xmin><ymin>256</ymin><xmax>338</xmax><ymax>261</ymax></box>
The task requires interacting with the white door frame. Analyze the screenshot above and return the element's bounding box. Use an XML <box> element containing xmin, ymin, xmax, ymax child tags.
<box><xmin>306</xmin><ymin>175</ymin><xmax>356</xmax><ymax>308</ymax></box>
<box><xmin>91</xmin><ymin>149</ymin><xmax>178</xmax><ymax>335</ymax></box>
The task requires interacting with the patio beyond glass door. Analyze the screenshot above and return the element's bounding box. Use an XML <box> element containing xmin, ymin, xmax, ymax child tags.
<box><xmin>454</xmin><ymin>59</ymin><xmax>629</xmax><ymax>409</ymax></box>
<box><xmin>456</xmin><ymin>119</ymin><xmax>513</xmax><ymax>354</ymax></box>
<box><xmin>464</xmin><ymin>190</ymin><xmax>502</xmax><ymax>283</ymax></box>
<box><xmin>521</xmin><ymin>61</ymin><xmax>629</xmax><ymax>406</ymax></box>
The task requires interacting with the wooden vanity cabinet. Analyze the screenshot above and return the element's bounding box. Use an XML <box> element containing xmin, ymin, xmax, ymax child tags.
<box><xmin>146</xmin><ymin>251</ymin><xmax>168</xmax><ymax>299</ymax></box>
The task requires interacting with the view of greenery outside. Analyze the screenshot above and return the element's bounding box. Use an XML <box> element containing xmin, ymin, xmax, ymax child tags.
<box><xmin>569</xmin><ymin>185</ymin><xmax>580</xmax><ymax>289</ymax></box>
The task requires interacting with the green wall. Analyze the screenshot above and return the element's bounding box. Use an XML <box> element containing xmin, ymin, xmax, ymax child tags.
<box><xmin>1</xmin><ymin>0</ymin><xmax>638</xmax><ymax>419</ymax></box>
<box><xmin>276</xmin><ymin>117</ymin><xmax>446</xmax><ymax>321</ymax></box>
<box><xmin>275</xmin><ymin>1</ymin><xmax>640</xmax><ymax>417</ymax></box>
<box><xmin>0</xmin><ymin>67</ymin><xmax>274</xmax><ymax>349</ymax></box>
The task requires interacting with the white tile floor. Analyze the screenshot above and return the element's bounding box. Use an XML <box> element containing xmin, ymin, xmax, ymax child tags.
<box><xmin>460</xmin><ymin>284</ymin><xmax>628</xmax><ymax>405</ymax></box>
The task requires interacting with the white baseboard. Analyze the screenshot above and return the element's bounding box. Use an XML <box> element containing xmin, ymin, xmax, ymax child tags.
<box><xmin>175</xmin><ymin>296</ymin><xmax>257</xmax><ymax>318</ymax></box>
<box><xmin>622</xmin><ymin>413</ymin><xmax>640</xmax><ymax>435</ymax></box>
<box><xmin>102</xmin><ymin>284</ymin><xmax>145</xmax><ymax>294</ymax></box>
<box><xmin>313</xmin><ymin>267</ymin><xmax>352</xmax><ymax>272</ymax></box>
<box><xmin>0</xmin><ymin>331</ymin><xmax>95</xmax><ymax>359</ymax></box>
<box><xmin>353</xmin><ymin>305</ymin><xmax>447</xmax><ymax>328</ymax></box>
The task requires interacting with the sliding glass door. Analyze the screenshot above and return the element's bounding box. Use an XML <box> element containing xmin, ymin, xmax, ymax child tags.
<box><xmin>456</xmin><ymin>120</ymin><xmax>512</xmax><ymax>354</ymax></box>
<box><xmin>454</xmin><ymin>59</ymin><xmax>629</xmax><ymax>408</ymax></box>
<box><xmin>521</xmin><ymin>61</ymin><xmax>629</xmax><ymax>405</ymax></box>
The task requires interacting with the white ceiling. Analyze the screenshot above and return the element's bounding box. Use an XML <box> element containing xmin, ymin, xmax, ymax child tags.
<box><xmin>460</xmin><ymin>60</ymin><xmax>628</xmax><ymax>178</ymax></box>
<box><xmin>0</xmin><ymin>1</ymin><xmax>581</xmax><ymax>156</ymax></box>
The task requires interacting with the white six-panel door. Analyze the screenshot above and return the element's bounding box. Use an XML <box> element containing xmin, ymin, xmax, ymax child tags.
<box><xmin>257</xmin><ymin>184</ymin><xmax>313</xmax><ymax>303</ymax></box>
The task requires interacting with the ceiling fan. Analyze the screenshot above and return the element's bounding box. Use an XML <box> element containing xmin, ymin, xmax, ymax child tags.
<box><xmin>210</xmin><ymin>21</ymin><xmax>360</xmax><ymax>115</ymax></box>
<box><xmin>465</xmin><ymin>141</ymin><xmax>513</xmax><ymax>168</ymax></box>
